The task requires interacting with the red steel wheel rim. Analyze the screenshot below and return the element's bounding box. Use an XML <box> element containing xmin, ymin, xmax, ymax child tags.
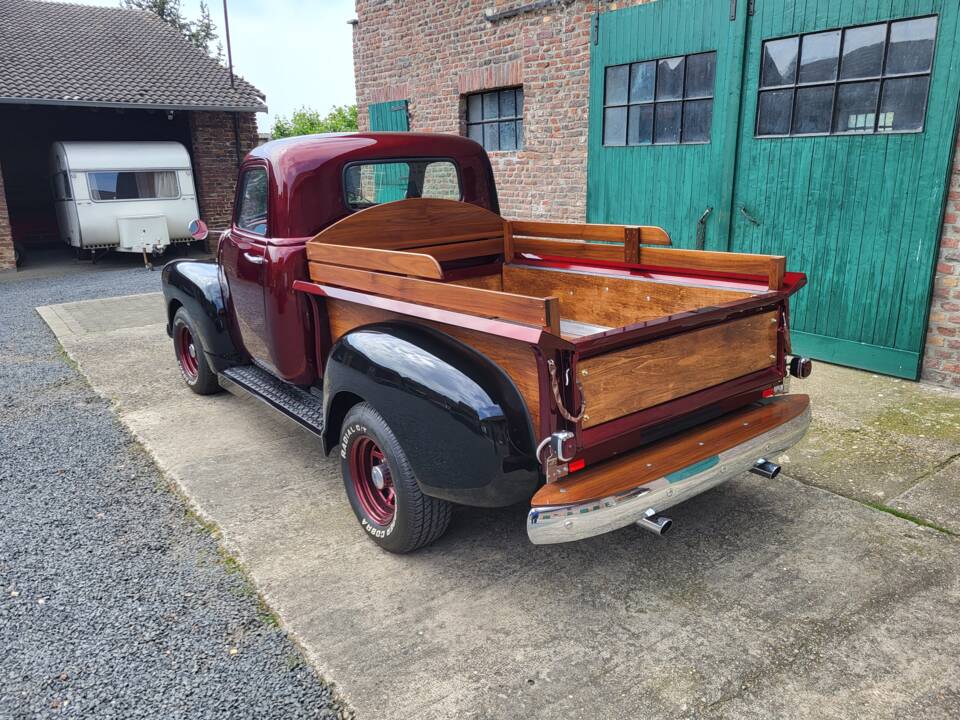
<box><xmin>177</xmin><ymin>325</ymin><xmax>199</xmax><ymax>381</ymax></box>
<box><xmin>350</xmin><ymin>435</ymin><xmax>395</xmax><ymax>525</ymax></box>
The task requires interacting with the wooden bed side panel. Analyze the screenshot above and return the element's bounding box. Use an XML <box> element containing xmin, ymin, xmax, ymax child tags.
<box><xmin>511</xmin><ymin>239</ymin><xmax>785</xmax><ymax>290</ymax></box>
<box><xmin>509</xmin><ymin>220</ymin><xmax>671</xmax><ymax>246</ymax></box>
<box><xmin>512</xmin><ymin>237</ymin><xmax>628</xmax><ymax>263</ymax></box>
<box><xmin>502</xmin><ymin>265</ymin><xmax>753</xmax><ymax>327</ymax></box>
<box><xmin>449</xmin><ymin>273</ymin><xmax>503</xmax><ymax>291</ymax></box>
<box><xmin>309</xmin><ymin>262</ymin><xmax>559</xmax><ymax>332</ymax></box>
<box><xmin>579</xmin><ymin>311</ymin><xmax>779</xmax><ymax>429</ymax></box>
<box><xmin>311</xmin><ymin>198</ymin><xmax>504</xmax><ymax>251</ymax></box>
<box><xmin>412</xmin><ymin>237</ymin><xmax>503</xmax><ymax>262</ymax></box>
<box><xmin>305</xmin><ymin>242</ymin><xmax>444</xmax><ymax>279</ymax></box>
<box><xmin>637</xmin><ymin>247</ymin><xmax>787</xmax><ymax>290</ymax></box>
<box><xmin>325</xmin><ymin>299</ymin><xmax>541</xmax><ymax>430</ymax></box>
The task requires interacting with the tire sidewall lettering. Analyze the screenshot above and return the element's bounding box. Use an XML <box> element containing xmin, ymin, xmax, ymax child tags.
<box><xmin>343</xmin><ymin>422</ymin><xmax>396</xmax><ymax>537</ymax></box>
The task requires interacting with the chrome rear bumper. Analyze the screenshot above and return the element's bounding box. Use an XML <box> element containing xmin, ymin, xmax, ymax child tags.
<box><xmin>526</xmin><ymin>406</ymin><xmax>811</xmax><ymax>545</ymax></box>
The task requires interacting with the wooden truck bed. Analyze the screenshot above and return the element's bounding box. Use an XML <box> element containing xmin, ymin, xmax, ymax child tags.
<box><xmin>293</xmin><ymin>198</ymin><xmax>796</xmax><ymax>444</ymax></box>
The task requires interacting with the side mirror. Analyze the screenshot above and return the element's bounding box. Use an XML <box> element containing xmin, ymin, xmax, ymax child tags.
<box><xmin>188</xmin><ymin>218</ymin><xmax>209</xmax><ymax>241</ymax></box>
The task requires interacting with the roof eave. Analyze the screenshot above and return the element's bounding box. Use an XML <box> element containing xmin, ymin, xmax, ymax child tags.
<box><xmin>0</xmin><ymin>96</ymin><xmax>267</xmax><ymax>114</ymax></box>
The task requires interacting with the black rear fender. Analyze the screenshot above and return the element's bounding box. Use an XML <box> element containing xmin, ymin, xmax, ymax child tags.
<box><xmin>161</xmin><ymin>259</ymin><xmax>241</xmax><ymax>372</ymax></box>
<box><xmin>322</xmin><ymin>322</ymin><xmax>538</xmax><ymax>507</ymax></box>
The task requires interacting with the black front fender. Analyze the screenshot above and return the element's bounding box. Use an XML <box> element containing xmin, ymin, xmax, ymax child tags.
<box><xmin>322</xmin><ymin>322</ymin><xmax>539</xmax><ymax>507</ymax></box>
<box><xmin>161</xmin><ymin>259</ymin><xmax>241</xmax><ymax>372</ymax></box>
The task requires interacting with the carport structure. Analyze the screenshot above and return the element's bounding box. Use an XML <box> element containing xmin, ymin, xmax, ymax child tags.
<box><xmin>0</xmin><ymin>0</ymin><xmax>267</xmax><ymax>270</ymax></box>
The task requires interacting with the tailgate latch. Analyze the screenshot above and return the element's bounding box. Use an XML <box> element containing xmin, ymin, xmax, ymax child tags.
<box><xmin>537</xmin><ymin>430</ymin><xmax>576</xmax><ymax>484</ymax></box>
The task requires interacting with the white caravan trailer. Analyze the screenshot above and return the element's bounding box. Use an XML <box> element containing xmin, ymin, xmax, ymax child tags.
<box><xmin>50</xmin><ymin>141</ymin><xmax>200</xmax><ymax>262</ymax></box>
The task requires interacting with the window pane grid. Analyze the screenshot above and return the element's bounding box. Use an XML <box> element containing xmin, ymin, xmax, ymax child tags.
<box><xmin>756</xmin><ymin>15</ymin><xmax>937</xmax><ymax>138</ymax></box>
<box><xmin>465</xmin><ymin>87</ymin><xmax>524</xmax><ymax>151</ymax></box>
<box><xmin>603</xmin><ymin>51</ymin><xmax>716</xmax><ymax>146</ymax></box>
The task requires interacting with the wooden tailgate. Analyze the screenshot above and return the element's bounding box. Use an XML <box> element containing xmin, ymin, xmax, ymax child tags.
<box><xmin>579</xmin><ymin>311</ymin><xmax>779</xmax><ymax>428</ymax></box>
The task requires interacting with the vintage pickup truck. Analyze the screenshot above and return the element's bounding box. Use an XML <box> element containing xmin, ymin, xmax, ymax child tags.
<box><xmin>161</xmin><ymin>132</ymin><xmax>812</xmax><ymax>553</ymax></box>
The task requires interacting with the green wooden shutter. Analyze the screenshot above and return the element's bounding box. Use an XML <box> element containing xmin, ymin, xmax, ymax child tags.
<box><xmin>368</xmin><ymin>100</ymin><xmax>409</xmax><ymax>131</ymax></box>
<box><xmin>367</xmin><ymin>100</ymin><xmax>410</xmax><ymax>203</ymax></box>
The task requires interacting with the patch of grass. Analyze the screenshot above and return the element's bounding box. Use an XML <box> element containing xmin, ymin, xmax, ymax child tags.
<box><xmin>215</xmin><ymin>544</ymin><xmax>281</xmax><ymax>628</ymax></box>
<box><xmin>185</xmin><ymin>506</ymin><xmax>220</xmax><ymax>537</ymax></box>
<box><xmin>54</xmin><ymin>343</ymin><xmax>79</xmax><ymax>371</ymax></box>
<box><xmin>871</xmin><ymin>395</ymin><xmax>960</xmax><ymax>441</ymax></box>
<box><xmin>860</xmin><ymin>500</ymin><xmax>955</xmax><ymax>536</ymax></box>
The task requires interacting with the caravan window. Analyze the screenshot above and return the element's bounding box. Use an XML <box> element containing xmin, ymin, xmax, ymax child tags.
<box><xmin>88</xmin><ymin>171</ymin><xmax>179</xmax><ymax>201</ymax></box>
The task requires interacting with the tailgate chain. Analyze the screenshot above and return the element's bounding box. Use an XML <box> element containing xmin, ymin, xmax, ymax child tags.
<box><xmin>547</xmin><ymin>359</ymin><xmax>586</xmax><ymax>423</ymax></box>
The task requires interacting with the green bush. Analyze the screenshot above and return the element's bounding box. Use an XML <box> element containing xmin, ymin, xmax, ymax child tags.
<box><xmin>271</xmin><ymin>105</ymin><xmax>358</xmax><ymax>138</ymax></box>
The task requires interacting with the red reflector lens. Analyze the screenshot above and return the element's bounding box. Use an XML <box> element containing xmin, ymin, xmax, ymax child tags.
<box><xmin>762</xmin><ymin>388</ymin><xmax>775</xmax><ymax>398</ymax></box>
<box><xmin>568</xmin><ymin>458</ymin><xmax>586</xmax><ymax>473</ymax></box>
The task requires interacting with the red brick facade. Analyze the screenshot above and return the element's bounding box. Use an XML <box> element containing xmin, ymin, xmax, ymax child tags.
<box><xmin>353</xmin><ymin>0</ymin><xmax>960</xmax><ymax>387</ymax></box>
<box><xmin>353</xmin><ymin>0</ymin><xmax>606</xmax><ymax>222</ymax></box>
<box><xmin>0</xmin><ymin>166</ymin><xmax>12</xmax><ymax>271</ymax></box>
<box><xmin>188</xmin><ymin>111</ymin><xmax>260</xmax><ymax>232</ymax></box>
<box><xmin>924</xmin><ymin>137</ymin><xmax>960</xmax><ymax>387</ymax></box>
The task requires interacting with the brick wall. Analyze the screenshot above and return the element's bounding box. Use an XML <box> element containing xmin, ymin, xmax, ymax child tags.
<box><xmin>189</xmin><ymin>111</ymin><xmax>260</xmax><ymax>231</ymax></box>
<box><xmin>352</xmin><ymin>0</ymin><xmax>646</xmax><ymax>221</ymax></box>
<box><xmin>0</xmin><ymin>162</ymin><xmax>13</xmax><ymax>270</ymax></box>
<box><xmin>354</xmin><ymin>0</ymin><xmax>960</xmax><ymax>386</ymax></box>
<box><xmin>922</xmin><ymin>136</ymin><xmax>960</xmax><ymax>388</ymax></box>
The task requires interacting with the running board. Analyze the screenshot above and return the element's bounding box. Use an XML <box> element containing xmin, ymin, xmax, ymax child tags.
<box><xmin>218</xmin><ymin>365</ymin><xmax>324</xmax><ymax>437</ymax></box>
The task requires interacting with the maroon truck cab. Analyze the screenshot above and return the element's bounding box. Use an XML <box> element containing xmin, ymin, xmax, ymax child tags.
<box><xmin>218</xmin><ymin>133</ymin><xmax>499</xmax><ymax>386</ymax></box>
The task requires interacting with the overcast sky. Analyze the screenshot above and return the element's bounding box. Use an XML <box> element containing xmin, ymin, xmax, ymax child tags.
<box><xmin>64</xmin><ymin>0</ymin><xmax>358</xmax><ymax>131</ymax></box>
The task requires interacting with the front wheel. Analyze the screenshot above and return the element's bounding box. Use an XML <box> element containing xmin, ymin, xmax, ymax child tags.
<box><xmin>340</xmin><ymin>403</ymin><xmax>452</xmax><ymax>553</ymax></box>
<box><xmin>172</xmin><ymin>307</ymin><xmax>220</xmax><ymax>395</ymax></box>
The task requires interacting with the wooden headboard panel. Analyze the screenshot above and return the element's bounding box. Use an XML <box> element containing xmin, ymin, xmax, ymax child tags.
<box><xmin>311</xmin><ymin>198</ymin><xmax>505</xmax><ymax>251</ymax></box>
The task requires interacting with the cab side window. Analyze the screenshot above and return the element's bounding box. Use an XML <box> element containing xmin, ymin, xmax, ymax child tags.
<box><xmin>236</xmin><ymin>167</ymin><xmax>268</xmax><ymax>236</ymax></box>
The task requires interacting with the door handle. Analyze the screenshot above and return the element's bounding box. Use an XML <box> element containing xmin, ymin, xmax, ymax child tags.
<box><xmin>739</xmin><ymin>205</ymin><xmax>761</xmax><ymax>226</ymax></box>
<box><xmin>242</xmin><ymin>252</ymin><xmax>266</xmax><ymax>265</ymax></box>
<box><xmin>695</xmin><ymin>206</ymin><xmax>713</xmax><ymax>250</ymax></box>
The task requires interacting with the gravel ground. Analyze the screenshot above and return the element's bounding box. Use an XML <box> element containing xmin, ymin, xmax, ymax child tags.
<box><xmin>0</xmin><ymin>258</ymin><xmax>341</xmax><ymax>719</ymax></box>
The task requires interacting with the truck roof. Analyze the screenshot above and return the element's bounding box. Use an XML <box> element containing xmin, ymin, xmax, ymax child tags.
<box><xmin>246</xmin><ymin>132</ymin><xmax>499</xmax><ymax>238</ymax></box>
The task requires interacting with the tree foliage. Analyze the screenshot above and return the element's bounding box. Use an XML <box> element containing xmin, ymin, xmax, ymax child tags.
<box><xmin>122</xmin><ymin>0</ymin><xmax>220</xmax><ymax>58</ymax></box>
<box><xmin>271</xmin><ymin>105</ymin><xmax>359</xmax><ymax>138</ymax></box>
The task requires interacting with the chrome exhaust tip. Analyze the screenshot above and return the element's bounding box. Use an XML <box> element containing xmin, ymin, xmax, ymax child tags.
<box><xmin>636</xmin><ymin>510</ymin><xmax>673</xmax><ymax>536</ymax></box>
<box><xmin>750</xmin><ymin>458</ymin><xmax>781</xmax><ymax>479</ymax></box>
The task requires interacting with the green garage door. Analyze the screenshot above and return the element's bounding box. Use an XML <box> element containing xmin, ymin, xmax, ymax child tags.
<box><xmin>730</xmin><ymin>1</ymin><xmax>960</xmax><ymax>378</ymax></box>
<box><xmin>587</xmin><ymin>0</ymin><xmax>960</xmax><ymax>379</ymax></box>
<box><xmin>586</xmin><ymin>0</ymin><xmax>748</xmax><ymax>249</ymax></box>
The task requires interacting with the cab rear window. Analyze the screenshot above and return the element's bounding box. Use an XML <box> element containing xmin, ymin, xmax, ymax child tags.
<box><xmin>343</xmin><ymin>160</ymin><xmax>461</xmax><ymax>210</ymax></box>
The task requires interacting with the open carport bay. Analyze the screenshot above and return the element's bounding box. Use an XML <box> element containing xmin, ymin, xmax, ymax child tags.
<box><xmin>38</xmin><ymin>293</ymin><xmax>960</xmax><ymax>720</ymax></box>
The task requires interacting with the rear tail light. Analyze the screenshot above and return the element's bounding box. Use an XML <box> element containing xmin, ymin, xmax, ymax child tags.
<box><xmin>568</xmin><ymin>458</ymin><xmax>586</xmax><ymax>473</ymax></box>
<box><xmin>789</xmin><ymin>356</ymin><xmax>813</xmax><ymax>379</ymax></box>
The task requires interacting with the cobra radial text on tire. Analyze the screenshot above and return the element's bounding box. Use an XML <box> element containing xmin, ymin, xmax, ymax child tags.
<box><xmin>172</xmin><ymin>307</ymin><xmax>221</xmax><ymax>395</ymax></box>
<box><xmin>339</xmin><ymin>402</ymin><xmax>452</xmax><ymax>553</ymax></box>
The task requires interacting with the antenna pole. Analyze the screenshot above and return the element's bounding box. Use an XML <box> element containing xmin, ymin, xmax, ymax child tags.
<box><xmin>222</xmin><ymin>0</ymin><xmax>235</xmax><ymax>88</ymax></box>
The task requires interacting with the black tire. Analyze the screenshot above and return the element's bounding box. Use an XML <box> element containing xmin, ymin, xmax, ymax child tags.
<box><xmin>340</xmin><ymin>402</ymin><xmax>452</xmax><ymax>553</ymax></box>
<box><xmin>172</xmin><ymin>307</ymin><xmax>220</xmax><ymax>395</ymax></box>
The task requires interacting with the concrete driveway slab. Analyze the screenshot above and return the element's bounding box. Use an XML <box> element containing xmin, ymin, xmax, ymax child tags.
<box><xmin>781</xmin><ymin>363</ymin><xmax>960</xmax><ymax>503</ymax></box>
<box><xmin>890</xmin><ymin>458</ymin><xmax>960</xmax><ymax>533</ymax></box>
<box><xmin>38</xmin><ymin>294</ymin><xmax>960</xmax><ymax>720</ymax></box>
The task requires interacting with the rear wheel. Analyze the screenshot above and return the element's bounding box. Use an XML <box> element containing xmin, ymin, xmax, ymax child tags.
<box><xmin>340</xmin><ymin>403</ymin><xmax>452</xmax><ymax>553</ymax></box>
<box><xmin>172</xmin><ymin>307</ymin><xmax>220</xmax><ymax>395</ymax></box>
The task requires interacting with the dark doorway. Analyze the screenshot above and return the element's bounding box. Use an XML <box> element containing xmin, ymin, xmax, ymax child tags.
<box><xmin>0</xmin><ymin>105</ymin><xmax>193</xmax><ymax>252</ymax></box>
